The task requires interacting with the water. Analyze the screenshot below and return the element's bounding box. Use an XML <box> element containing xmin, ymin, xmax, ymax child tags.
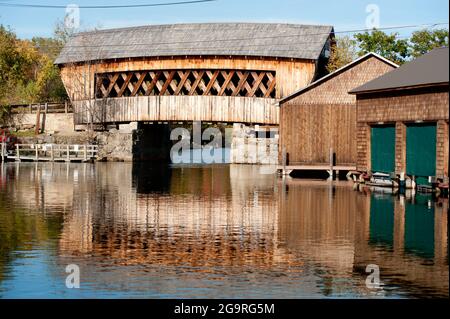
<box><xmin>0</xmin><ymin>161</ymin><xmax>448</xmax><ymax>299</ymax></box>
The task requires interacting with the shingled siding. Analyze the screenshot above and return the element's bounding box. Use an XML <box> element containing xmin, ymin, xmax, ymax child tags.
<box><xmin>279</xmin><ymin>56</ymin><xmax>396</xmax><ymax>166</ymax></box>
<box><xmin>356</xmin><ymin>87</ymin><xmax>449</xmax><ymax>177</ymax></box>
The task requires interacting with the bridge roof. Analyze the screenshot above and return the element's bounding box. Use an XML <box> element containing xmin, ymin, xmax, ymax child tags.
<box><xmin>55</xmin><ymin>23</ymin><xmax>334</xmax><ymax>65</ymax></box>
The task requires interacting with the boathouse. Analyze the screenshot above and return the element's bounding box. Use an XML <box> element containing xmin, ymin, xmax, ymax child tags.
<box><xmin>55</xmin><ymin>23</ymin><xmax>334</xmax><ymax>126</ymax></box>
<box><xmin>278</xmin><ymin>52</ymin><xmax>397</xmax><ymax>175</ymax></box>
<box><xmin>350</xmin><ymin>47</ymin><xmax>449</xmax><ymax>185</ymax></box>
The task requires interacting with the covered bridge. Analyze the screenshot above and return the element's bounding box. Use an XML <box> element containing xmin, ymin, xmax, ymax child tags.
<box><xmin>55</xmin><ymin>23</ymin><xmax>334</xmax><ymax>126</ymax></box>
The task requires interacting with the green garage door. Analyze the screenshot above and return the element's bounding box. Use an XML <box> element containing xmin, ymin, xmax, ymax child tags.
<box><xmin>371</xmin><ymin>125</ymin><xmax>396</xmax><ymax>173</ymax></box>
<box><xmin>406</xmin><ymin>123</ymin><xmax>436</xmax><ymax>185</ymax></box>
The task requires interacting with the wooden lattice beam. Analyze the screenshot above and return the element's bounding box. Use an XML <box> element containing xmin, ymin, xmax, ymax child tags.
<box><xmin>95</xmin><ymin>69</ymin><xmax>276</xmax><ymax>99</ymax></box>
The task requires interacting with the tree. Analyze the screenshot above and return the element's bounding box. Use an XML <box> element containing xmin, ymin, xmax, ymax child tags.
<box><xmin>53</xmin><ymin>19</ymin><xmax>76</xmax><ymax>45</ymax></box>
<box><xmin>409</xmin><ymin>28</ymin><xmax>449</xmax><ymax>58</ymax></box>
<box><xmin>326</xmin><ymin>36</ymin><xmax>359</xmax><ymax>72</ymax></box>
<box><xmin>0</xmin><ymin>25</ymin><xmax>29</xmax><ymax>106</ymax></box>
<box><xmin>354</xmin><ymin>29</ymin><xmax>409</xmax><ymax>64</ymax></box>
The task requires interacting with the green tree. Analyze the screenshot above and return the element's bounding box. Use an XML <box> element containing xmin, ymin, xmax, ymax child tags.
<box><xmin>409</xmin><ymin>28</ymin><xmax>449</xmax><ymax>58</ymax></box>
<box><xmin>326</xmin><ymin>36</ymin><xmax>359</xmax><ymax>72</ymax></box>
<box><xmin>354</xmin><ymin>29</ymin><xmax>409</xmax><ymax>64</ymax></box>
<box><xmin>0</xmin><ymin>24</ymin><xmax>68</xmax><ymax>108</ymax></box>
<box><xmin>0</xmin><ymin>26</ymin><xmax>22</xmax><ymax>104</ymax></box>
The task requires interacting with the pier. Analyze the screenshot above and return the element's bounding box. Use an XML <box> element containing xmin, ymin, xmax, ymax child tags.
<box><xmin>1</xmin><ymin>143</ymin><xmax>98</xmax><ymax>162</ymax></box>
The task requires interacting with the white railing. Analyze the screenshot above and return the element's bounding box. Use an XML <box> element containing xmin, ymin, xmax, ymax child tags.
<box><xmin>8</xmin><ymin>144</ymin><xmax>98</xmax><ymax>162</ymax></box>
<box><xmin>1</xmin><ymin>142</ymin><xmax>6</xmax><ymax>162</ymax></box>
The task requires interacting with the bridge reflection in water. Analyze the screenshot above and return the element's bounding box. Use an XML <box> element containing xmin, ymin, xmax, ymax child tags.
<box><xmin>0</xmin><ymin>162</ymin><xmax>447</xmax><ymax>298</ymax></box>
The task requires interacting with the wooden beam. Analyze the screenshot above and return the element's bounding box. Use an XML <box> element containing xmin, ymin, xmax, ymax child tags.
<box><xmin>105</xmin><ymin>73</ymin><xmax>120</xmax><ymax>96</ymax></box>
<box><xmin>160</xmin><ymin>71</ymin><xmax>176</xmax><ymax>95</ymax></box>
<box><xmin>145</xmin><ymin>71</ymin><xmax>162</xmax><ymax>96</ymax></box>
<box><xmin>247</xmin><ymin>72</ymin><xmax>266</xmax><ymax>97</ymax></box>
<box><xmin>131</xmin><ymin>71</ymin><xmax>148</xmax><ymax>96</ymax></box>
<box><xmin>204</xmin><ymin>70</ymin><xmax>220</xmax><ymax>95</ymax></box>
<box><xmin>117</xmin><ymin>73</ymin><xmax>133</xmax><ymax>97</ymax></box>
<box><xmin>218</xmin><ymin>71</ymin><xmax>235</xmax><ymax>96</ymax></box>
<box><xmin>189</xmin><ymin>70</ymin><xmax>205</xmax><ymax>95</ymax></box>
<box><xmin>174</xmin><ymin>71</ymin><xmax>190</xmax><ymax>95</ymax></box>
<box><xmin>232</xmin><ymin>71</ymin><xmax>249</xmax><ymax>97</ymax></box>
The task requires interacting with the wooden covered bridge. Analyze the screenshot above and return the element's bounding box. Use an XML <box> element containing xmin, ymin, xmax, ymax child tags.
<box><xmin>55</xmin><ymin>23</ymin><xmax>334</xmax><ymax>126</ymax></box>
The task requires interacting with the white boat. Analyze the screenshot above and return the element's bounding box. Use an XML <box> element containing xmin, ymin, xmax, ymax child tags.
<box><xmin>366</xmin><ymin>172</ymin><xmax>398</xmax><ymax>188</ymax></box>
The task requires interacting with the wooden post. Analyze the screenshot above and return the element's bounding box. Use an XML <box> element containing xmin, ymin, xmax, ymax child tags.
<box><xmin>282</xmin><ymin>146</ymin><xmax>286</xmax><ymax>175</ymax></box>
<box><xmin>35</xmin><ymin>104</ymin><xmax>41</xmax><ymax>135</ymax></box>
<box><xmin>65</xmin><ymin>101</ymin><xmax>68</xmax><ymax>114</ymax></box>
<box><xmin>35</xmin><ymin>144</ymin><xmax>38</xmax><ymax>161</ymax></box>
<box><xmin>42</xmin><ymin>103</ymin><xmax>48</xmax><ymax>133</ymax></box>
<box><xmin>67</xmin><ymin>145</ymin><xmax>70</xmax><ymax>162</ymax></box>
<box><xmin>1</xmin><ymin>142</ymin><xmax>4</xmax><ymax>162</ymax></box>
<box><xmin>51</xmin><ymin>144</ymin><xmax>54</xmax><ymax>161</ymax></box>
<box><xmin>16</xmin><ymin>144</ymin><xmax>20</xmax><ymax>161</ymax></box>
<box><xmin>329</xmin><ymin>147</ymin><xmax>334</xmax><ymax>179</ymax></box>
<box><xmin>29</xmin><ymin>103</ymin><xmax>32</xmax><ymax>114</ymax></box>
<box><xmin>84</xmin><ymin>145</ymin><xmax>87</xmax><ymax>161</ymax></box>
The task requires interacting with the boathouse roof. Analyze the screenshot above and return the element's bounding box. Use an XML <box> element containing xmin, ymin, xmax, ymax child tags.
<box><xmin>279</xmin><ymin>52</ymin><xmax>398</xmax><ymax>104</ymax></box>
<box><xmin>55</xmin><ymin>23</ymin><xmax>334</xmax><ymax>64</ymax></box>
<box><xmin>350</xmin><ymin>47</ymin><xmax>449</xmax><ymax>94</ymax></box>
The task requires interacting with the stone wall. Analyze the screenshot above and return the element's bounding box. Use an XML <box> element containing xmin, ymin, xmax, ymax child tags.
<box><xmin>96</xmin><ymin>130</ymin><xmax>134</xmax><ymax>162</ymax></box>
<box><xmin>11</xmin><ymin>113</ymin><xmax>74</xmax><ymax>133</ymax></box>
<box><xmin>230</xmin><ymin>123</ymin><xmax>279</xmax><ymax>165</ymax></box>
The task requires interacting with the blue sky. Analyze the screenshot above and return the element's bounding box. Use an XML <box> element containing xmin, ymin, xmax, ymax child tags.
<box><xmin>0</xmin><ymin>0</ymin><xmax>448</xmax><ymax>39</ymax></box>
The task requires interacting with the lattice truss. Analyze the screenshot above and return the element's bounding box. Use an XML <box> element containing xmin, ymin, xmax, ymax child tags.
<box><xmin>95</xmin><ymin>69</ymin><xmax>276</xmax><ymax>99</ymax></box>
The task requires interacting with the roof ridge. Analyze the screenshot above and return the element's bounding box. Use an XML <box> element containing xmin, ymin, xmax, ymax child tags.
<box><xmin>74</xmin><ymin>22</ymin><xmax>333</xmax><ymax>37</ymax></box>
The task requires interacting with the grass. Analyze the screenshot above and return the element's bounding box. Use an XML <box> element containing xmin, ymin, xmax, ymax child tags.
<box><xmin>10</xmin><ymin>130</ymin><xmax>36</xmax><ymax>138</ymax></box>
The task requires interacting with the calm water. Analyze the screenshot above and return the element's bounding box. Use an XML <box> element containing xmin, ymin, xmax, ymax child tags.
<box><xmin>0</xmin><ymin>161</ymin><xmax>448</xmax><ymax>299</ymax></box>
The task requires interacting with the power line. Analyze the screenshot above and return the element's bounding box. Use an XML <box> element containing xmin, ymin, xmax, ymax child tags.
<box><xmin>0</xmin><ymin>0</ymin><xmax>217</xmax><ymax>9</ymax></box>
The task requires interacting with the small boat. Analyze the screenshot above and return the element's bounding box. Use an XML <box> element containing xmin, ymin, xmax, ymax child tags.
<box><xmin>366</xmin><ymin>172</ymin><xmax>399</xmax><ymax>188</ymax></box>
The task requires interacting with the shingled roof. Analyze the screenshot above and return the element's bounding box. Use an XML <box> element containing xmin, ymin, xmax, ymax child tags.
<box><xmin>55</xmin><ymin>23</ymin><xmax>334</xmax><ymax>64</ymax></box>
<box><xmin>350</xmin><ymin>47</ymin><xmax>449</xmax><ymax>94</ymax></box>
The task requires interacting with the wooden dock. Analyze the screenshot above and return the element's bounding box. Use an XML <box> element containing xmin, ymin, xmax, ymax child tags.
<box><xmin>1</xmin><ymin>143</ymin><xmax>98</xmax><ymax>162</ymax></box>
